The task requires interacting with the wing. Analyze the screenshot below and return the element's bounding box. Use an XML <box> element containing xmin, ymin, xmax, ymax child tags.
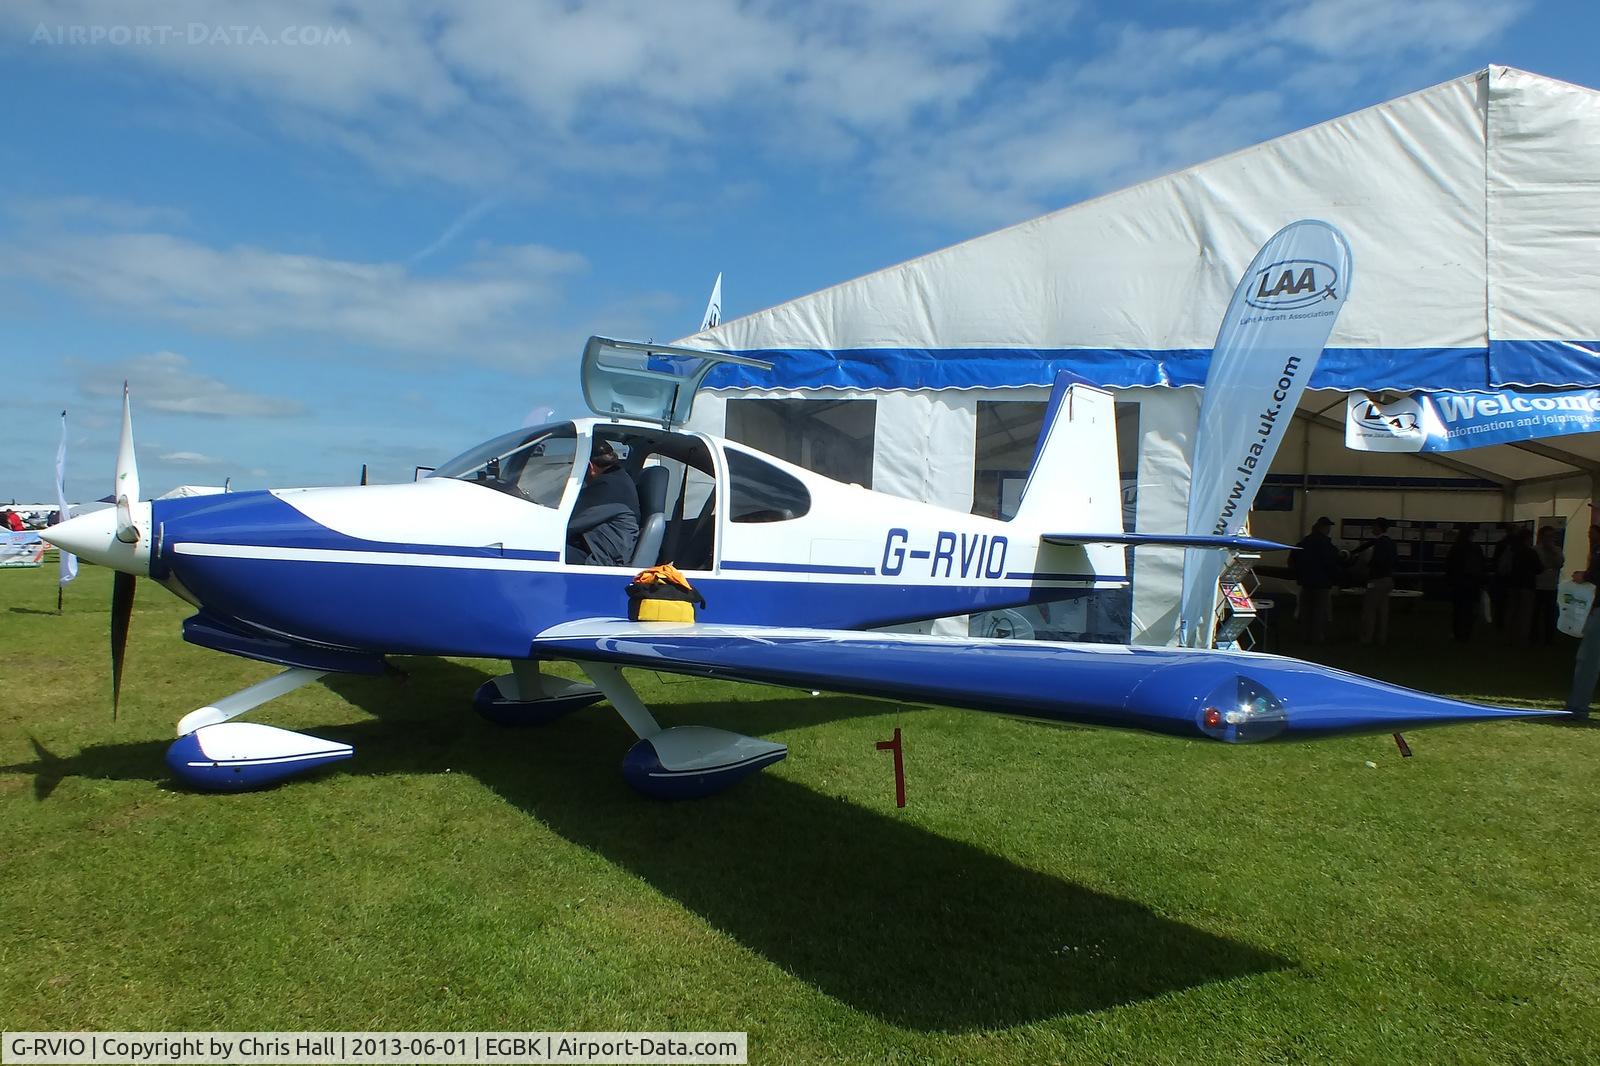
<box><xmin>532</xmin><ymin>620</ymin><xmax>1556</xmax><ymax>743</ymax></box>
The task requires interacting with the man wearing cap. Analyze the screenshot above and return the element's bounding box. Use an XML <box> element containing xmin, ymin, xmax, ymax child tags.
<box><xmin>566</xmin><ymin>439</ymin><xmax>641</xmax><ymax>567</ymax></box>
<box><xmin>1291</xmin><ymin>516</ymin><xmax>1342</xmax><ymax>643</ymax></box>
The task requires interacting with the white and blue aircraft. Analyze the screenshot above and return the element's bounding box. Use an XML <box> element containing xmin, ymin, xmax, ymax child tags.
<box><xmin>47</xmin><ymin>338</ymin><xmax>1554</xmax><ymax>798</ymax></box>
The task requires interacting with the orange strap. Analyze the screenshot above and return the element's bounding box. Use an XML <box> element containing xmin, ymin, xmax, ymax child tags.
<box><xmin>630</xmin><ymin>562</ymin><xmax>696</xmax><ymax>593</ymax></box>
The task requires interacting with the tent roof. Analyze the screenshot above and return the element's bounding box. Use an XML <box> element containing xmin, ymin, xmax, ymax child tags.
<box><xmin>693</xmin><ymin>66</ymin><xmax>1600</xmax><ymax>395</ymax></box>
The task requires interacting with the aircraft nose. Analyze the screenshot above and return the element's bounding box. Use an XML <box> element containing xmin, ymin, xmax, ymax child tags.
<box><xmin>46</xmin><ymin>504</ymin><xmax>152</xmax><ymax>577</ymax></box>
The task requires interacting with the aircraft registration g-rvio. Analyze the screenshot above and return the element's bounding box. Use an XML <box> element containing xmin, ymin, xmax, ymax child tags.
<box><xmin>48</xmin><ymin>286</ymin><xmax>1557</xmax><ymax>800</ymax></box>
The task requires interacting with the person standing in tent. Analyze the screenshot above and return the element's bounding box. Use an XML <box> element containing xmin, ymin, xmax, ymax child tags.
<box><xmin>1565</xmin><ymin>522</ymin><xmax>1600</xmax><ymax>720</ymax></box>
<box><xmin>1502</xmin><ymin>527</ymin><xmax>1543</xmax><ymax>645</ymax></box>
<box><xmin>1445</xmin><ymin>524</ymin><xmax>1486</xmax><ymax>643</ymax></box>
<box><xmin>1291</xmin><ymin>516</ymin><xmax>1341</xmax><ymax>643</ymax></box>
<box><xmin>1533</xmin><ymin>525</ymin><xmax>1564</xmax><ymax>645</ymax></box>
<box><xmin>1352</xmin><ymin>517</ymin><xmax>1397</xmax><ymax>645</ymax></box>
<box><xmin>1489</xmin><ymin>528</ymin><xmax>1516</xmax><ymax>631</ymax></box>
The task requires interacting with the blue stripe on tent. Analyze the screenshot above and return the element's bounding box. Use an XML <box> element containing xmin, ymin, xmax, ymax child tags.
<box><xmin>703</xmin><ymin>340</ymin><xmax>1600</xmax><ymax>392</ymax></box>
<box><xmin>1490</xmin><ymin>338</ymin><xmax>1600</xmax><ymax>387</ymax></box>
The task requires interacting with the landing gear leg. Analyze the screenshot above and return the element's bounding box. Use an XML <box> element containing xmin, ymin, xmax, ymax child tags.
<box><xmin>579</xmin><ymin>663</ymin><xmax>787</xmax><ymax>800</ymax></box>
<box><xmin>176</xmin><ymin>667</ymin><xmax>326</xmax><ymax>735</ymax></box>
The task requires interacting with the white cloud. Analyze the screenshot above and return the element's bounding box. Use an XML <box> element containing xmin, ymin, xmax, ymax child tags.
<box><xmin>1277</xmin><ymin>0</ymin><xmax>1529</xmax><ymax>61</ymax></box>
<box><xmin>0</xmin><ymin>0</ymin><xmax>1532</xmax><ymax>229</ymax></box>
<box><xmin>78</xmin><ymin>352</ymin><xmax>304</xmax><ymax>418</ymax></box>
<box><xmin>5</xmin><ymin>194</ymin><xmax>189</xmax><ymax>232</ymax></box>
<box><xmin>3</xmin><ymin>231</ymin><xmax>589</xmax><ymax>362</ymax></box>
<box><xmin>0</xmin><ymin>0</ymin><xmax>1053</xmax><ymax>195</ymax></box>
<box><xmin>868</xmin><ymin>0</ymin><xmax>1529</xmax><ymax>226</ymax></box>
<box><xmin>158</xmin><ymin>450</ymin><xmax>225</xmax><ymax>466</ymax></box>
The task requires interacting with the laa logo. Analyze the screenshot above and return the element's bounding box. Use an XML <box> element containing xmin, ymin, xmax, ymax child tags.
<box><xmin>1354</xmin><ymin>397</ymin><xmax>1421</xmax><ymax>436</ymax></box>
<box><xmin>1244</xmin><ymin>258</ymin><xmax>1339</xmax><ymax>310</ymax></box>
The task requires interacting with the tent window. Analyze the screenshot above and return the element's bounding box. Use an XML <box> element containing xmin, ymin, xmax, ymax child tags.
<box><xmin>971</xmin><ymin>399</ymin><xmax>1141</xmax><ymax>645</ymax></box>
<box><xmin>972</xmin><ymin>401</ymin><xmax>1141</xmax><ymax>524</ymax></box>
<box><xmin>973</xmin><ymin>402</ymin><xmax>1048</xmax><ymax>520</ymax></box>
<box><xmin>726</xmin><ymin>449</ymin><xmax>811</xmax><ymax>523</ymax></box>
<box><xmin>726</xmin><ymin>398</ymin><xmax>876</xmax><ymax>487</ymax></box>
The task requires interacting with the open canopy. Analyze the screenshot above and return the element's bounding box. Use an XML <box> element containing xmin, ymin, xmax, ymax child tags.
<box><xmin>581</xmin><ymin>336</ymin><xmax>771</xmax><ymax>428</ymax></box>
<box><xmin>685</xmin><ymin>67</ymin><xmax>1600</xmax><ymax>396</ymax></box>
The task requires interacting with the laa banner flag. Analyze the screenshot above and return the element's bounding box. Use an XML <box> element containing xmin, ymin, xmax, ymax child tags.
<box><xmin>1180</xmin><ymin>220</ymin><xmax>1355</xmax><ymax>647</ymax></box>
<box><xmin>56</xmin><ymin>409</ymin><xmax>78</xmax><ymax>586</ymax></box>
<box><xmin>1347</xmin><ymin>388</ymin><xmax>1600</xmax><ymax>453</ymax></box>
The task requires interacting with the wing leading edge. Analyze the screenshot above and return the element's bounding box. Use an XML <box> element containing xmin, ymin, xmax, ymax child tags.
<box><xmin>533</xmin><ymin>620</ymin><xmax>1558</xmax><ymax>743</ymax></box>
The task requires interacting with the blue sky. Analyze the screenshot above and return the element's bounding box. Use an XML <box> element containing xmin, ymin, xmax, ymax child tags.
<box><xmin>0</xmin><ymin>0</ymin><xmax>1594</xmax><ymax>502</ymax></box>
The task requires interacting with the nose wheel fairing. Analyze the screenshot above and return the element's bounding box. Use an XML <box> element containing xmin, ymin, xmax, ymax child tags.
<box><xmin>167</xmin><ymin>722</ymin><xmax>352</xmax><ymax>791</ymax></box>
<box><xmin>165</xmin><ymin>667</ymin><xmax>348</xmax><ymax>792</ymax></box>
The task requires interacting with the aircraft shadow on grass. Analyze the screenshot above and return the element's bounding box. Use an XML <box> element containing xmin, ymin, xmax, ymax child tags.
<box><xmin>7</xmin><ymin>657</ymin><xmax>1288</xmax><ymax>1032</ymax></box>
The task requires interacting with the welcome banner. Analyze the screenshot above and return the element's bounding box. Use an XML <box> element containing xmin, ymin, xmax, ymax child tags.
<box><xmin>1347</xmin><ymin>388</ymin><xmax>1600</xmax><ymax>453</ymax></box>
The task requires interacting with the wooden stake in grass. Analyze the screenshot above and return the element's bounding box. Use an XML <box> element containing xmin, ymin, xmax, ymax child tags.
<box><xmin>876</xmin><ymin>727</ymin><xmax>906</xmax><ymax>808</ymax></box>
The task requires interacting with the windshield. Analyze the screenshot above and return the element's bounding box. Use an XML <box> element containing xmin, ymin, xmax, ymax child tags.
<box><xmin>431</xmin><ymin>422</ymin><xmax>578</xmax><ymax>507</ymax></box>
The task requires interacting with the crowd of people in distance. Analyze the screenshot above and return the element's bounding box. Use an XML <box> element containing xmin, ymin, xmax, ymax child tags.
<box><xmin>1288</xmin><ymin>517</ymin><xmax>1569</xmax><ymax>649</ymax></box>
<box><xmin>1440</xmin><ymin>523</ymin><xmax>1566</xmax><ymax>646</ymax></box>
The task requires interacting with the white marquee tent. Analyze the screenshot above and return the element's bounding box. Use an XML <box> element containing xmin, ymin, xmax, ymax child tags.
<box><xmin>681</xmin><ymin>66</ymin><xmax>1600</xmax><ymax>644</ymax></box>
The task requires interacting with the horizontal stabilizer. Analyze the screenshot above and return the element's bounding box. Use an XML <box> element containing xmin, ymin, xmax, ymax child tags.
<box><xmin>1043</xmin><ymin>531</ymin><xmax>1290</xmax><ymax>552</ymax></box>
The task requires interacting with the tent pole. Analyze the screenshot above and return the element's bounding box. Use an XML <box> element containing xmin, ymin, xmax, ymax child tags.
<box><xmin>1300</xmin><ymin>426</ymin><xmax>1311</xmax><ymax>538</ymax></box>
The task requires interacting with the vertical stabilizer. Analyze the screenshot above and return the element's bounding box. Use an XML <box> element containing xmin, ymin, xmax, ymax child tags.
<box><xmin>1012</xmin><ymin>375</ymin><xmax>1123</xmax><ymax>540</ymax></box>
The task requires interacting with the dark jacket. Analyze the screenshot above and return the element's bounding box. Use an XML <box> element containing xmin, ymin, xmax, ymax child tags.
<box><xmin>567</xmin><ymin>467</ymin><xmax>640</xmax><ymax>567</ymax></box>
<box><xmin>1355</xmin><ymin>534</ymin><xmax>1396</xmax><ymax>581</ymax></box>
<box><xmin>1507</xmin><ymin>543</ymin><xmax>1543</xmax><ymax>590</ymax></box>
<box><xmin>1291</xmin><ymin>531</ymin><xmax>1341</xmax><ymax>589</ymax></box>
<box><xmin>1446</xmin><ymin>539</ymin><xmax>1486</xmax><ymax>588</ymax></box>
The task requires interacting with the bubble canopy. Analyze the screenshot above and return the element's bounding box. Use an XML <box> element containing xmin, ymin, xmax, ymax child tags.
<box><xmin>431</xmin><ymin>422</ymin><xmax>577</xmax><ymax>507</ymax></box>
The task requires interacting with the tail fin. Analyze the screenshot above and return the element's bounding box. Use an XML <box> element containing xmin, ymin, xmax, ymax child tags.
<box><xmin>1011</xmin><ymin>373</ymin><xmax>1123</xmax><ymax>537</ymax></box>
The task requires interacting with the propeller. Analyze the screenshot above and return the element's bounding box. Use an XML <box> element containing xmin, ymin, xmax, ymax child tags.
<box><xmin>114</xmin><ymin>382</ymin><xmax>141</xmax><ymax>544</ymax></box>
<box><xmin>111</xmin><ymin>570</ymin><xmax>135</xmax><ymax>720</ymax></box>
<box><xmin>111</xmin><ymin>382</ymin><xmax>139</xmax><ymax>719</ymax></box>
<box><xmin>42</xmin><ymin>381</ymin><xmax>152</xmax><ymax>720</ymax></box>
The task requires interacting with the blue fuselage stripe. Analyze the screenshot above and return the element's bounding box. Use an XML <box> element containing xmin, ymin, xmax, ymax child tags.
<box><xmin>722</xmin><ymin>560</ymin><xmax>876</xmax><ymax>575</ymax></box>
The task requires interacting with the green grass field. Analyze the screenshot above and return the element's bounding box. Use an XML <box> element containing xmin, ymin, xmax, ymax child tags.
<box><xmin>3</xmin><ymin>563</ymin><xmax>1598</xmax><ymax>1063</ymax></box>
